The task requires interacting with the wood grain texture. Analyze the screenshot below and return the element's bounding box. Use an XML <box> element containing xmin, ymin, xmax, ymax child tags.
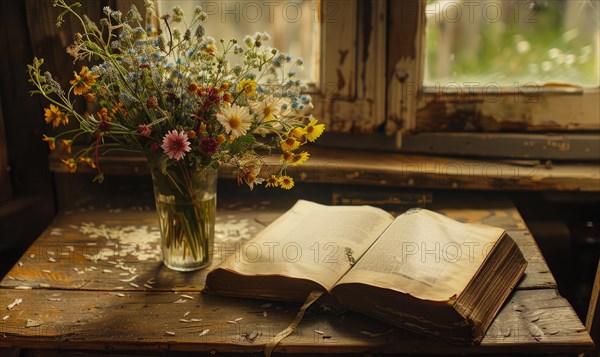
<box><xmin>1</xmin><ymin>197</ymin><xmax>553</xmax><ymax>291</ymax></box>
<box><xmin>582</xmin><ymin>262</ymin><xmax>600</xmax><ymax>357</ymax></box>
<box><xmin>50</xmin><ymin>146</ymin><xmax>600</xmax><ymax>192</ymax></box>
<box><xmin>0</xmin><ymin>194</ymin><xmax>590</xmax><ymax>353</ymax></box>
<box><xmin>0</xmin><ymin>208</ymin><xmax>267</xmax><ymax>292</ymax></box>
<box><xmin>416</xmin><ymin>90</ymin><xmax>600</xmax><ymax>133</ymax></box>
<box><xmin>386</xmin><ymin>0</ymin><xmax>425</xmax><ymax>134</ymax></box>
<box><xmin>0</xmin><ymin>288</ymin><xmax>591</xmax><ymax>354</ymax></box>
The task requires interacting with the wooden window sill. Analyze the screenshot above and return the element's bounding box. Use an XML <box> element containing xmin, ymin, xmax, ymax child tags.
<box><xmin>48</xmin><ymin>146</ymin><xmax>600</xmax><ymax>192</ymax></box>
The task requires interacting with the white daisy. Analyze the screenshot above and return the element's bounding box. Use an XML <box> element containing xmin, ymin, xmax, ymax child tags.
<box><xmin>250</xmin><ymin>98</ymin><xmax>280</xmax><ymax>123</ymax></box>
<box><xmin>216</xmin><ymin>104</ymin><xmax>252</xmax><ymax>137</ymax></box>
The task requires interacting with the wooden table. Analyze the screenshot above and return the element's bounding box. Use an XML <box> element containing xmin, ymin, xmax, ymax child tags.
<box><xmin>0</xmin><ymin>193</ymin><xmax>593</xmax><ymax>355</ymax></box>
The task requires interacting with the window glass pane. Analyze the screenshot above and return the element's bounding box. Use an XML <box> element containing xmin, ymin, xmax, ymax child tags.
<box><xmin>425</xmin><ymin>0</ymin><xmax>600</xmax><ymax>88</ymax></box>
<box><xmin>157</xmin><ymin>0</ymin><xmax>320</xmax><ymax>82</ymax></box>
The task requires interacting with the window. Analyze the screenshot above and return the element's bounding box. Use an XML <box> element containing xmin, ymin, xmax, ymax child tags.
<box><xmin>425</xmin><ymin>0</ymin><xmax>600</xmax><ymax>87</ymax></box>
<box><xmin>385</xmin><ymin>0</ymin><xmax>599</xmax><ymax>159</ymax></box>
<box><xmin>157</xmin><ymin>0</ymin><xmax>320</xmax><ymax>82</ymax></box>
<box><xmin>156</xmin><ymin>0</ymin><xmax>599</xmax><ymax>159</ymax></box>
<box><xmin>156</xmin><ymin>0</ymin><xmax>388</xmax><ymax>134</ymax></box>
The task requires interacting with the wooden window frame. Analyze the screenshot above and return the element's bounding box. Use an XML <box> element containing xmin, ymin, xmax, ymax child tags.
<box><xmin>313</xmin><ymin>0</ymin><xmax>388</xmax><ymax>134</ymax></box>
<box><xmin>385</xmin><ymin>0</ymin><xmax>600</xmax><ymax>160</ymax></box>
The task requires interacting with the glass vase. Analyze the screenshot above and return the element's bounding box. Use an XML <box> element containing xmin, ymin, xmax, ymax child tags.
<box><xmin>151</xmin><ymin>165</ymin><xmax>217</xmax><ymax>271</ymax></box>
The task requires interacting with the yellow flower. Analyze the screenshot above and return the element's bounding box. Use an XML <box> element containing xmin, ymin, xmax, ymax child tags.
<box><xmin>97</xmin><ymin>107</ymin><xmax>109</xmax><ymax>121</ymax></box>
<box><xmin>280</xmin><ymin>151</ymin><xmax>294</xmax><ymax>163</ymax></box>
<box><xmin>205</xmin><ymin>43</ymin><xmax>216</xmax><ymax>55</ymax></box>
<box><xmin>188</xmin><ymin>82</ymin><xmax>199</xmax><ymax>93</ymax></box>
<box><xmin>279</xmin><ymin>175</ymin><xmax>294</xmax><ymax>190</ymax></box>
<box><xmin>289</xmin><ymin>127</ymin><xmax>307</xmax><ymax>144</ymax></box>
<box><xmin>60</xmin><ymin>139</ymin><xmax>72</xmax><ymax>154</ymax></box>
<box><xmin>236</xmin><ymin>79</ymin><xmax>257</xmax><ymax>97</ymax></box>
<box><xmin>265</xmin><ymin>175</ymin><xmax>279</xmax><ymax>188</ymax></box>
<box><xmin>70</xmin><ymin>66</ymin><xmax>99</xmax><ymax>95</ymax></box>
<box><xmin>304</xmin><ymin>117</ymin><xmax>325</xmax><ymax>142</ymax></box>
<box><xmin>44</xmin><ymin>104</ymin><xmax>68</xmax><ymax>128</ymax></box>
<box><xmin>78</xmin><ymin>156</ymin><xmax>97</xmax><ymax>169</ymax></box>
<box><xmin>42</xmin><ymin>135</ymin><xmax>55</xmax><ymax>150</ymax></box>
<box><xmin>61</xmin><ymin>158</ymin><xmax>77</xmax><ymax>173</ymax></box>
<box><xmin>291</xmin><ymin>151</ymin><xmax>309</xmax><ymax>166</ymax></box>
<box><xmin>280</xmin><ymin>137</ymin><xmax>300</xmax><ymax>151</ymax></box>
<box><xmin>111</xmin><ymin>102</ymin><xmax>127</xmax><ymax>118</ymax></box>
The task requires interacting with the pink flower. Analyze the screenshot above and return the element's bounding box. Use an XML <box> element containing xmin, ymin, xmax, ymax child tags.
<box><xmin>161</xmin><ymin>130</ymin><xmax>191</xmax><ymax>161</ymax></box>
<box><xmin>138</xmin><ymin>124</ymin><xmax>152</xmax><ymax>137</ymax></box>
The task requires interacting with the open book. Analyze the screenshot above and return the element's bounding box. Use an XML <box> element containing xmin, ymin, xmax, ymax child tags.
<box><xmin>204</xmin><ymin>200</ymin><xmax>527</xmax><ymax>344</ymax></box>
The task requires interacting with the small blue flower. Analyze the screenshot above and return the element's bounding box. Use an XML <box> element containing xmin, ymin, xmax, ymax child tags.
<box><xmin>139</xmin><ymin>55</ymin><xmax>148</xmax><ymax>62</ymax></box>
<box><xmin>147</xmin><ymin>25</ymin><xmax>154</xmax><ymax>32</ymax></box>
<box><xmin>128</xmin><ymin>48</ymin><xmax>137</xmax><ymax>55</ymax></box>
<box><xmin>285</xmin><ymin>55</ymin><xmax>292</xmax><ymax>62</ymax></box>
<box><xmin>154</xmin><ymin>39</ymin><xmax>160</xmax><ymax>47</ymax></box>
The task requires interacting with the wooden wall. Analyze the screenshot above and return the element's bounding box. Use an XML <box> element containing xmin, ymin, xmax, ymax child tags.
<box><xmin>0</xmin><ymin>0</ymin><xmax>135</xmax><ymax>253</ymax></box>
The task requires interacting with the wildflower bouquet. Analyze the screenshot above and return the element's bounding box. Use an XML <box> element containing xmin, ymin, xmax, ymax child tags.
<box><xmin>28</xmin><ymin>0</ymin><xmax>324</xmax><ymax>270</ymax></box>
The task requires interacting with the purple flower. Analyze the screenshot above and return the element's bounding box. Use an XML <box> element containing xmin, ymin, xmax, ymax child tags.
<box><xmin>200</xmin><ymin>137</ymin><xmax>218</xmax><ymax>157</ymax></box>
<box><xmin>98</xmin><ymin>120</ymin><xmax>110</xmax><ymax>132</ymax></box>
<box><xmin>161</xmin><ymin>130</ymin><xmax>191</xmax><ymax>161</ymax></box>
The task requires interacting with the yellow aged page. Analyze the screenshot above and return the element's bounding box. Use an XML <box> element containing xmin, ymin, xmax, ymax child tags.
<box><xmin>218</xmin><ymin>200</ymin><xmax>394</xmax><ymax>290</ymax></box>
<box><xmin>336</xmin><ymin>209</ymin><xmax>504</xmax><ymax>301</ymax></box>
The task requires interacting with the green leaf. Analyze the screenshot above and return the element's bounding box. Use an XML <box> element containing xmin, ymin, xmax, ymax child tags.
<box><xmin>93</xmin><ymin>172</ymin><xmax>105</xmax><ymax>183</ymax></box>
<box><xmin>229</xmin><ymin>134</ymin><xmax>256</xmax><ymax>155</ymax></box>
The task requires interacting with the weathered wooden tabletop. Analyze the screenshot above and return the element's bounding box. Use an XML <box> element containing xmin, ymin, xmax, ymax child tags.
<box><xmin>0</xmin><ymin>193</ymin><xmax>593</xmax><ymax>355</ymax></box>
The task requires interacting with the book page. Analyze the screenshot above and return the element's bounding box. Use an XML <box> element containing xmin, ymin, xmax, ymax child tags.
<box><xmin>335</xmin><ymin>209</ymin><xmax>505</xmax><ymax>301</ymax></box>
<box><xmin>217</xmin><ymin>200</ymin><xmax>395</xmax><ymax>290</ymax></box>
